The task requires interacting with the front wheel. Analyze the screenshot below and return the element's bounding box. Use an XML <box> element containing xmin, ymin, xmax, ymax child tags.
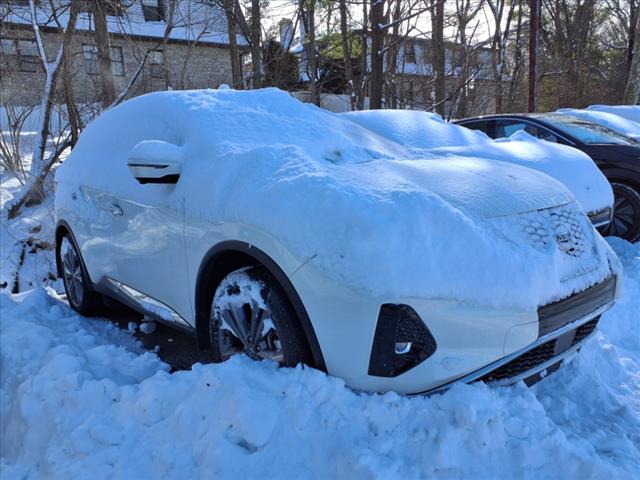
<box><xmin>57</xmin><ymin>234</ymin><xmax>104</xmax><ymax>316</ymax></box>
<box><xmin>605</xmin><ymin>182</ymin><xmax>640</xmax><ymax>243</ymax></box>
<box><xmin>209</xmin><ymin>267</ymin><xmax>310</xmax><ymax>367</ymax></box>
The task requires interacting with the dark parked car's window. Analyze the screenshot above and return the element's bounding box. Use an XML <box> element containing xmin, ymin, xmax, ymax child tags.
<box><xmin>460</xmin><ymin>120</ymin><xmax>495</xmax><ymax>138</ymax></box>
<box><xmin>495</xmin><ymin>120</ymin><xmax>559</xmax><ymax>143</ymax></box>
<box><xmin>538</xmin><ymin>114</ymin><xmax>636</xmax><ymax>146</ymax></box>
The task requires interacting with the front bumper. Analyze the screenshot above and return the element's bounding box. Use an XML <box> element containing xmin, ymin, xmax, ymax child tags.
<box><xmin>428</xmin><ymin>276</ymin><xmax>616</xmax><ymax>393</ymax></box>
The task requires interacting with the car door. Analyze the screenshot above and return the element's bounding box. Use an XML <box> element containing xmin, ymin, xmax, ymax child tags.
<box><xmin>81</xmin><ymin>158</ymin><xmax>193</xmax><ymax>328</ymax></box>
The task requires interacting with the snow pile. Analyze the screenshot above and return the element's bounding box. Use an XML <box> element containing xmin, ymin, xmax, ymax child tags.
<box><xmin>555</xmin><ymin>108</ymin><xmax>640</xmax><ymax>140</ymax></box>
<box><xmin>587</xmin><ymin>105</ymin><xmax>640</xmax><ymax>124</ymax></box>
<box><xmin>1</xmin><ymin>239</ymin><xmax>638</xmax><ymax>478</ymax></box>
<box><xmin>343</xmin><ymin>109</ymin><xmax>612</xmax><ymax>215</ymax></box>
<box><xmin>57</xmin><ymin>89</ymin><xmax>616</xmax><ymax>309</ymax></box>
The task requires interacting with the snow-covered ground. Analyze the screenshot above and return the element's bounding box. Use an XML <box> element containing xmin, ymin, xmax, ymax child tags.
<box><xmin>1</xmin><ymin>172</ymin><xmax>639</xmax><ymax>478</ymax></box>
<box><xmin>0</xmin><ymin>238</ymin><xmax>638</xmax><ymax>479</ymax></box>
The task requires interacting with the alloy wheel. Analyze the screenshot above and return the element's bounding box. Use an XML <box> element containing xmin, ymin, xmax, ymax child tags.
<box><xmin>60</xmin><ymin>236</ymin><xmax>84</xmax><ymax>307</ymax></box>
<box><xmin>211</xmin><ymin>279</ymin><xmax>284</xmax><ymax>363</ymax></box>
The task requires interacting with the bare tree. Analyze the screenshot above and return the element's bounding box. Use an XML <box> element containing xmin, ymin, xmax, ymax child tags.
<box><xmin>251</xmin><ymin>0</ymin><xmax>262</xmax><ymax>87</ymax></box>
<box><xmin>91</xmin><ymin>1</ymin><xmax>116</xmax><ymax>107</ymax></box>
<box><xmin>624</xmin><ymin>11</ymin><xmax>640</xmax><ymax>103</ymax></box>
<box><xmin>369</xmin><ymin>0</ymin><xmax>385</xmax><ymax>108</ymax></box>
<box><xmin>3</xmin><ymin>0</ymin><xmax>80</xmax><ymax>220</ymax></box>
<box><xmin>338</xmin><ymin>0</ymin><xmax>356</xmax><ymax>109</ymax></box>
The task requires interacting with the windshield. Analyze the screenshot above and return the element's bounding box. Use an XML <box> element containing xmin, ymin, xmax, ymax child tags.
<box><xmin>537</xmin><ymin>114</ymin><xmax>636</xmax><ymax>145</ymax></box>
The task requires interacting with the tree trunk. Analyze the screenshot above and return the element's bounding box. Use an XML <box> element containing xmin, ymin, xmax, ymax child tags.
<box><xmin>92</xmin><ymin>1</ymin><xmax>115</xmax><ymax>107</ymax></box>
<box><xmin>338</xmin><ymin>0</ymin><xmax>355</xmax><ymax>110</ymax></box>
<box><xmin>224</xmin><ymin>0</ymin><xmax>242</xmax><ymax>88</ymax></box>
<box><xmin>357</xmin><ymin>0</ymin><xmax>368</xmax><ymax>109</ymax></box>
<box><xmin>431</xmin><ymin>0</ymin><xmax>446</xmax><ymax>116</ymax></box>
<box><xmin>306</xmin><ymin>1</ymin><xmax>319</xmax><ymax>105</ymax></box>
<box><xmin>624</xmin><ymin>10</ymin><xmax>640</xmax><ymax>104</ymax></box>
<box><xmin>369</xmin><ymin>0</ymin><xmax>385</xmax><ymax>109</ymax></box>
<box><xmin>250</xmin><ymin>0</ymin><xmax>261</xmax><ymax>88</ymax></box>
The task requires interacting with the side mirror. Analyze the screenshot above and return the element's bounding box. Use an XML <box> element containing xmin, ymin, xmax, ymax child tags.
<box><xmin>127</xmin><ymin>140</ymin><xmax>184</xmax><ymax>184</ymax></box>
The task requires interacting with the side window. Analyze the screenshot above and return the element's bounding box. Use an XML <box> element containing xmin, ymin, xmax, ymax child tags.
<box><xmin>460</xmin><ymin>120</ymin><xmax>495</xmax><ymax>138</ymax></box>
<box><xmin>496</xmin><ymin>120</ymin><xmax>560</xmax><ymax>143</ymax></box>
<box><xmin>496</xmin><ymin>120</ymin><xmax>528</xmax><ymax>138</ymax></box>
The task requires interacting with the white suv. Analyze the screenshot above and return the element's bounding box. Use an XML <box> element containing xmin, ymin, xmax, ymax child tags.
<box><xmin>55</xmin><ymin>88</ymin><xmax>620</xmax><ymax>394</ymax></box>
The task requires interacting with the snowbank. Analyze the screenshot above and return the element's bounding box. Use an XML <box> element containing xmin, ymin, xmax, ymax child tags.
<box><xmin>1</xmin><ymin>239</ymin><xmax>638</xmax><ymax>479</ymax></box>
<box><xmin>57</xmin><ymin>89</ymin><xmax>616</xmax><ymax>309</ymax></box>
<box><xmin>587</xmin><ymin>105</ymin><xmax>640</xmax><ymax>124</ymax></box>
<box><xmin>555</xmin><ymin>108</ymin><xmax>640</xmax><ymax>140</ymax></box>
<box><xmin>343</xmin><ymin>109</ymin><xmax>613</xmax><ymax>215</ymax></box>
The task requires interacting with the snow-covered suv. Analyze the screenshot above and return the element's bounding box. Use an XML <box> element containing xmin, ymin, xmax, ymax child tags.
<box><xmin>55</xmin><ymin>88</ymin><xmax>620</xmax><ymax>394</ymax></box>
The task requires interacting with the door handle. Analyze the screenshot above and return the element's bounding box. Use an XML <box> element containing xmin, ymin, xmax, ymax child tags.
<box><xmin>110</xmin><ymin>203</ymin><xmax>124</xmax><ymax>216</ymax></box>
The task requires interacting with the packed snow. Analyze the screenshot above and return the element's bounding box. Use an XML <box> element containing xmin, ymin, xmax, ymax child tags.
<box><xmin>343</xmin><ymin>109</ymin><xmax>613</xmax><ymax>215</ymax></box>
<box><xmin>587</xmin><ymin>105</ymin><xmax>640</xmax><ymax>124</ymax></box>
<box><xmin>555</xmin><ymin>108</ymin><xmax>640</xmax><ymax>141</ymax></box>
<box><xmin>57</xmin><ymin>88</ymin><xmax>616</xmax><ymax>309</ymax></box>
<box><xmin>0</xmin><ymin>238</ymin><xmax>638</xmax><ymax>478</ymax></box>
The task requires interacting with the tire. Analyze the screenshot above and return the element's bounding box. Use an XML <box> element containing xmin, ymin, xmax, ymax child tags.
<box><xmin>57</xmin><ymin>233</ymin><xmax>104</xmax><ymax>316</ymax></box>
<box><xmin>604</xmin><ymin>182</ymin><xmax>640</xmax><ymax>243</ymax></box>
<box><xmin>208</xmin><ymin>266</ymin><xmax>310</xmax><ymax>367</ymax></box>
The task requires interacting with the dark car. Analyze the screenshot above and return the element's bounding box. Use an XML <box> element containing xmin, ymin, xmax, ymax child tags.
<box><xmin>456</xmin><ymin>113</ymin><xmax>640</xmax><ymax>242</ymax></box>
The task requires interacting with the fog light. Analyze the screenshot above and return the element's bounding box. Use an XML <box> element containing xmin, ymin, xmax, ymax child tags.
<box><xmin>368</xmin><ymin>304</ymin><xmax>437</xmax><ymax>377</ymax></box>
<box><xmin>395</xmin><ymin>342</ymin><xmax>412</xmax><ymax>354</ymax></box>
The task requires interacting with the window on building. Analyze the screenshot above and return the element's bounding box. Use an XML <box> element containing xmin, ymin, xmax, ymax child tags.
<box><xmin>142</xmin><ymin>0</ymin><xmax>165</xmax><ymax>21</ymax></box>
<box><xmin>404</xmin><ymin>41</ymin><xmax>416</xmax><ymax>64</ymax></box>
<box><xmin>148</xmin><ymin>49</ymin><xmax>164</xmax><ymax>78</ymax></box>
<box><xmin>110</xmin><ymin>46</ymin><xmax>125</xmax><ymax>76</ymax></box>
<box><xmin>78</xmin><ymin>0</ymin><xmax>123</xmax><ymax>16</ymax></box>
<box><xmin>17</xmin><ymin>39</ymin><xmax>39</xmax><ymax>72</ymax></box>
<box><xmin>82</xmin><ymin>44</ymin><xmax>99</xmax><ymax>75</ymax></box>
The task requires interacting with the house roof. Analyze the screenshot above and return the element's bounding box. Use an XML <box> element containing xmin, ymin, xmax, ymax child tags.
<box><xmin>1</xmin><ymin>0</ymin><xmax>248</xmax><ymax>47</ymax></box>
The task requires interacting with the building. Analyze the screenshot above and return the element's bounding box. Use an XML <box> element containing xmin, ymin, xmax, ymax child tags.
<box><xmin>0</xmin><ymin>0</ymin><xmax>247</xmax><ymax>108</ymax></box>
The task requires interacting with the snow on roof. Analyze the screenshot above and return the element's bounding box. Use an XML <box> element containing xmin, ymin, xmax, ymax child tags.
<box><xmin>58</xmin><ymin>88</ymin><xmax>617</xmax><ymax>309</ymax></box>
<box><xmin>586</xmin><ymin>105</ymin><xmax>640</xmax><ymax>126</ymax></box>
<box><xmin>556</xmin><ymin>108</ymin><xmax>640</xmax><ymax>141</ymax></box>
<box><xmin>1</xmin><ymin>0</ymin><xmax>247</xmax><ymax>47</ymax></box>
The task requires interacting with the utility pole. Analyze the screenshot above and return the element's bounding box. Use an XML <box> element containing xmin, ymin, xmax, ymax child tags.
<box><xmin>528</xmin><ymin>0</ymin><xmax>540</xmax><ymax>112</ymax></box>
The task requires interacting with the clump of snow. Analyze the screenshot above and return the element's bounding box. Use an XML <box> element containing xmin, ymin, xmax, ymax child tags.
<box><xmin>1</xmin><ymin>239</ymin><xmax>638</xmax><ymax>478</ymax></box>
<box><xmin>555</xmin><ymin>108</ymin><xmax>640</xmax><ymax>140</ymax></box>
<box><xmin>57</xmin><ymin>88</ymin><xmax>616</xmax><ymax>309</ymax></box>
<box><xmin>140</xmin><ymin>321</ymin><xmax>156</xmax><ymax>335</ymax></box>
<box><xmin>587</xmin><ymin>105</ymin><xmax>640</xmax><ymax>124</ymax></box>
<box><xmin>127</xmin><ymin>322</ymin><xmax>138</xmax><ymax>333</ymax></box>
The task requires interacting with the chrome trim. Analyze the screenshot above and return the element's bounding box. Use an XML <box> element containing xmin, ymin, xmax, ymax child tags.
<box><xmin>104</xmin><ymin>277</ymin><xmax>193</xmax><ymax>329</ymax></box>
<box><xmin>428</xmin><ymin>300</ymin><xmax>614</xmax><ymax>394</ymax></box>
<box><xmin>588</xmin><ymin>207</ymin><xmax>613</xmax><ymax>228</ymax></box>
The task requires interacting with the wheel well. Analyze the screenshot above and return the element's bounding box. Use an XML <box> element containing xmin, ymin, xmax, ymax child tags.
<box><xmin>194</xmin><ymin>241</ymin><xmax>326</xmax><ymax>371</ymax></box>
<box><xmin>54</xmin><ymin>222</ymin><xmax>71</xmax><ymax>278</ymax></box>
<box><xmin>600</xmin><ymin>168</ymin><xmax>640</xmax><ymax>193</ymax></box>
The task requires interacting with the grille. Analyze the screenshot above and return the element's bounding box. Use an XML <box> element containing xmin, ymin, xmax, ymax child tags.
<box><xmin>521</xmin><ymin>205</ymin><xmax>587</xmax><ymax>257</ymax></box>
<box><xmin>480</xmin><ymin>340</ymin><xmax>557</xmax><ymax>382</ymax></box>
<box><xmin>480</xmin><ymin>316</ymin><xmax>600</xmax><ymax>383</ymax></box>
<box><xmin>537</xmin><ymin>277</ymin><xmax>615</xmax><ymax>336</ymax></box>
<box><xmin>572</xmin><ymin>317</ymin><xmax>600</xmax><ymax>345</ymax></box>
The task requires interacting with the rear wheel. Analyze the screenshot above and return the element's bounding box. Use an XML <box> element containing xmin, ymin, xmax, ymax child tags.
<box><xmin>605</xmin><ymin>182</ymin><xmax>640</xmax><ymax>242</ymax></box>
<box><xmin>209</xmin><ymin>267</ymin><xmax>309</xmax><ymax>367</ymax></box>
<box><xmin>57</xmin><ymin>234</ymin><xmax>104</xmax><ymax>316</ymax></box>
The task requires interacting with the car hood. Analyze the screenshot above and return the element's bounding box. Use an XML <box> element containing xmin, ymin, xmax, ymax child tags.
<box><xmin>381</xmin><ymin>156</ymin><xmax>574</xmax><ymax>219</ymax></box>
<box><xmin>419</xmin><ymin>141</ymin><xmax>613</xmax><ymax>215</ymax></box>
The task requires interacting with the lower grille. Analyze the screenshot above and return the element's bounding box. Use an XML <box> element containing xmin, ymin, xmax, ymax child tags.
<box><xmin>480</xmin><ymin>316</ymin><xmax>601</xmax><ymax>383</ymax></box>
<box><xmin>572</xmin><ymin>317</ymin><xmax>599</xmax><ymax>345</ymax></box>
